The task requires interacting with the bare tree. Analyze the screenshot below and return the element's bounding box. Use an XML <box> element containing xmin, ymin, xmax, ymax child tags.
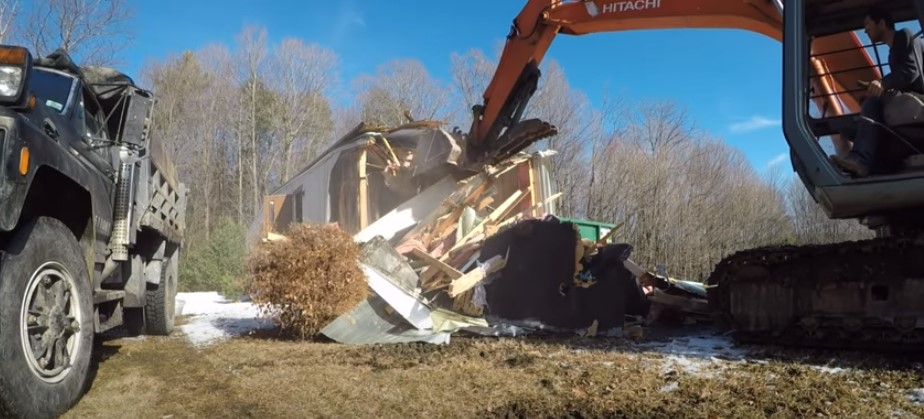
<box><xmin>354</xmin><ymin>59</ymin><xmax>454</xmax><ymax>126</ymax></box>
<box><xmin>0</xmin><ymin>0</ymin><xmax>19</xmax><ymax>43</ymax></box>
<box><xmin>784</xmin><ymin>177</ymin><xmax>873</xmax><ymax>243</ymax></box>
<box><xmin>20</xmin><ymin>0</ymin><xmax>132</xmax><ymax>65</ymax></box>
<box><xmin>449</xmin><ymin>48</ymin><xmax>497</xmax><ymax>129</ymax></box>
<box><xmin>267</xmin><ymin>38</ymin><xmax>339</xmax><ymax>181</ymax></box>
<box><xmin>234</xmin><ymin>25</ymin><xmax>270</xmax><ymax>222</ymax></box>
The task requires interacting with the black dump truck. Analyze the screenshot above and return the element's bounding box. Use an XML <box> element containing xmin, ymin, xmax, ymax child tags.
<box><xmin>0</xmin><ymin>46</ymin><xmax>187</xmax><ymax>418</ymax></box>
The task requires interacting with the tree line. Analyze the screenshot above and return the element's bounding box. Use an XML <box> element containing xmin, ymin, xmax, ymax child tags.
<box><xmin>0</xmin><ymin>2</ymin><xmax>873</xmax><ymax>287</ymax></box>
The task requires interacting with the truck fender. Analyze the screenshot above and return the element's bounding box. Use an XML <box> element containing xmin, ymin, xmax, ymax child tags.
<box><xmin>144</xmin><ymin>239</ymin><xmax>167</xmax><ymax>285</ymax></box>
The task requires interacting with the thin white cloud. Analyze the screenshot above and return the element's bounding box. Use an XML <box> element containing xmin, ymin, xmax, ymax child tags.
<box><xmin>728</xmin><ymin>116</ymin><xmax>781</xmax><ymax>134</ymax></box>
<box><xmin>331</xmin><ymin>3</ymin><xmax>365</xmax><ymax>44</ymax></box>
<box><xmin>766</xmin><ymin>152</ymin><xmax>788</xmax><ymax>168</ymax></box>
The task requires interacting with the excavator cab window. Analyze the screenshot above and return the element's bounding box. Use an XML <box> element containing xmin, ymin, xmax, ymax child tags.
<box><xmin>798</xmin><ymin>0</ymin><xmax>923</xmax><ymax>177</ymax></box>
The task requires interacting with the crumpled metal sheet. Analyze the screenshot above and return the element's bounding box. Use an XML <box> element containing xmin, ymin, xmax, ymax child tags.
<box><xmin>320</xmin><ymin>294</ymin><xmax>450</xmax><ymax>345</ymax></box>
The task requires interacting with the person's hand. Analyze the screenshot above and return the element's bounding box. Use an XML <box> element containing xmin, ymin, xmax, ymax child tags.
<box><xmin>867</xmin><ymin>79</ymin><xmax>883</xmax><ymax>96</ymax></box>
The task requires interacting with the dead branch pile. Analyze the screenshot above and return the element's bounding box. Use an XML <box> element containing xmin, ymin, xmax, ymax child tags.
<box><xmin>247</xmin><ymin>223</ymin><xmax>368</xmax><ymax>339</ymax></box>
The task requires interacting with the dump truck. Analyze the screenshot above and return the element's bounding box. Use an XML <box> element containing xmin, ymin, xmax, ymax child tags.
<box><xmin>0</xmin><ymin>46</ymin><xmax>187</xmax><ymax>418</ymax></box>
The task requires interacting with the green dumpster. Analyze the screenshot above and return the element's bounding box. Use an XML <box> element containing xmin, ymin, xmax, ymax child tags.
<box><xmin>558</xmin><ymin>217</ymin><xmax>620</xmax><ymax>243</ymax></box>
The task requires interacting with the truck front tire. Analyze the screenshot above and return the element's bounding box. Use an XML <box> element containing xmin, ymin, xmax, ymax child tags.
<box><xmin>0</xmin><ymin>217</ymin><xmax>94</xmax><ymax>419</ymax></box>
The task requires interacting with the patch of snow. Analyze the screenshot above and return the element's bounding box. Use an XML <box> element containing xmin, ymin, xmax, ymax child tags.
<box><xmin>906</xmin><ymin>388</ymin><xmax>924</xmax><ymax>405</ymax></box>
<box><xmin>659</xmin><ymin>381</ymin><xmax>679</xmax><ymax>393</ymax></box>
<box><xmin>633</xmin><ymin>333</ymin><xmax>751</xmax><ymax>361</ymax></box>
<box><xmin>813</xmin><ymin>366</ymin><xmax>847</xmax><ymax>375</ymax></box>
<box><xmin>628</xmin><ymin>333</ymin><xmax>757</xmax><ymax>378</ymax></box>
<box><xmin>176</xmin><ymin>292</ymin><xmax>274</xmax><ymax>347</ymax></box>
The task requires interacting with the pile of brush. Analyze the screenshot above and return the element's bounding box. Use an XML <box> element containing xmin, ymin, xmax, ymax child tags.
<box><xmin>247</xmin><ymin>223</ymin><xmax>368</xmax><ymax>339</ymax></box>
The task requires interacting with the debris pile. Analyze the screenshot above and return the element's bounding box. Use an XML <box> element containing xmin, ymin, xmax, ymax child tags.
<box><xmin>254</xmin><ymin>121</ymin><xmax>709</xmax><ymax>344</ymax></box>
<box><xmin>248</xmin><ymin>223</ymin><xmax>368</xmax><ymax>339</ymax></box>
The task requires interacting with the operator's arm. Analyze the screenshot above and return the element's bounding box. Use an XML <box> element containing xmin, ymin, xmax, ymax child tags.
<box><xmin>882</xmin><ymin>29</ymin><xmax>921</xmax><ymax>92</ymax></box>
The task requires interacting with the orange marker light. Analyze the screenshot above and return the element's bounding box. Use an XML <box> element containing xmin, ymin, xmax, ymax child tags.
<box><xmin>0</xmin><ymin>47</ymin><xmax>27</xmax><ymax>65</ymax></box>
<box><xmin>19</xmin><ymin>146</ymin><xmax>28</xmax><ymax>175</ymax></box>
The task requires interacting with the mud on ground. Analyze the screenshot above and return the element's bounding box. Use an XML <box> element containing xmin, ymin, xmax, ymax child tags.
<box><xmin>65</xmin><ymin>319</ymin><xmax>924</xmax><ymax>419</ymax></box>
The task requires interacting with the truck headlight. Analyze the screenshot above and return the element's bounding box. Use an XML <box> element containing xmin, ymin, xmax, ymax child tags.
<box><xmin>0</xmin><ymin>66</ymin><xmax>23</xmax><ymax>97</ymax></box>
<box><xmin>0</xmin><ymin>46</ymin><xmax>31</xmax><ymax>106</ymax></box>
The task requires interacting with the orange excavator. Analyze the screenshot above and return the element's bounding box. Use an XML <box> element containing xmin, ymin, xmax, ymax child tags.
<box><xmin>461</xmin><ymin>0</ymin><xmax>924</xmax><ymax>350</ymax></box>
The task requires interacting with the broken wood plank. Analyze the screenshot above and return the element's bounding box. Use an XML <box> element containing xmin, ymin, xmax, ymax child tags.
<box><xmin>448</xmin><ymin>254</ymin><xmax>507</xmax><ymax>298</ymax></box>
<box><xmin>443</xmin><ymin>189</ymin><xmax>527</xmax><ymax>258</ymax></box>
<box><xmin>394</xmin><ymin>238</ymin><xmax>427</xmax><ymax>255</ymax></box>
<box><xmin>410</xmin><ymin>248</ymin><xmax>463</xmax><ymax>280</ymax></box>
<box><xmin>397</xmin><ymin>174</ymin><xmax>490</xmax><ymax>243</ymax></box>
<box><xmin>358</xmin><ymin>149</ymin><xmax>369</xmax><ymax>229</ymax></box>
<box><xmin>494</xmin><ymin>192</ymin><xmax>563</xmax><ymax>230</ymax></box>
<box><xmin>492</xmin><ymin>187</ymin><xmax>530</xmax><ymax>223</ymax></box>
<box><xmin>355</xmin><ymin>176</ymin><xmax>458</xmax><ymax>243</ymax></box>
<box><xmin>596</xmin><ymin>220</ymin><xmax>625</xmax><ymax>245</ymax></box>
<box><xmin>263</xmin><ymin>232</ymin><xmax>289</xmax><ymax>242</ymax></box>
<box><xmin>648</xmin><ymin>290</ymin><xmax>711</xmax><ymax>314</ymax></box>
<box><xmin>453</xmin><ymin>287</ymin><xmax>486</xmax><ymax>317</ymax></box>
<box><xmin>476</xmin><ymin>195</ymin><xmax>495</xmax><ymax>211</ymax></box>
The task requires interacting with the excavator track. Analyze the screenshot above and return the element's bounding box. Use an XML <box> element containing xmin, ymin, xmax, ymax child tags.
<box><xmin>707</xmin><ymin>233</ymin><xmax>924</xmax><ymax>352</ymax></box>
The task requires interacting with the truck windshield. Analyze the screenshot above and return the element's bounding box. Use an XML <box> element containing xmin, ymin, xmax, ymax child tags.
<box><xmin>29</xmin><ymin>69</ymin><xmax>75</xmax><ymax>113</ymax></box>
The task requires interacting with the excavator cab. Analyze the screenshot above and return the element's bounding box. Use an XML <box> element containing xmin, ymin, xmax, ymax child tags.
<box><xmin>785</xmin><ymin>0</ymin><xmax>924</xmax><ymax>232</ymax></box>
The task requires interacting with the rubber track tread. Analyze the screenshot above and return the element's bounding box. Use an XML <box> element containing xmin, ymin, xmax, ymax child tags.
<box><xmin>707</xmin><ymin>233</ymin><xmax>924</xmax><ymax>352</ymax></box>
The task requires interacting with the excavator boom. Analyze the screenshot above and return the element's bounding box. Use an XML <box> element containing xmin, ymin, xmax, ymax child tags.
<box><xmin>464</xmin><ymin>0</ymin><xmax>879</xmax><ymax>166</ymax></box>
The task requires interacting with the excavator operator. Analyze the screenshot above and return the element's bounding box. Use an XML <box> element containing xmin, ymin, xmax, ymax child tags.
<box><xmin>832</xmin><ymin>6</ymin><xmax>924</xmax><ymax>178</ymax></box>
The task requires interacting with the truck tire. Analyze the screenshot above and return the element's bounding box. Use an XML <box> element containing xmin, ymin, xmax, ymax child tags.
<box><xmin>0</xmin><ymin>217</ymin><xmax>94</xmax><ymax>419</ymax></box>
<box><xmin>144</xmin><ymin>248</ymin><xmax>178</xmax><ymax>336</ymax></box>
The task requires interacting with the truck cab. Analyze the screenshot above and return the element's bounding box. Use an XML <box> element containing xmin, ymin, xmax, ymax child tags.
<box><xmin>0</xmin><ymin>46</ymin><xmax>187</xmax><ymax>419</ymax></box>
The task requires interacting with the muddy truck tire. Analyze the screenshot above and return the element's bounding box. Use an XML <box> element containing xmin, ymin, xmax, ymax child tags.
<box><xmin>143</xmin><ymin>248</ymin><xmax>179</xmax><ymax>336</ymax></box>
<box><xmin>0</xmin><ymin>217</ymin><xmax>94</xmax><ymax>419</ymax></box>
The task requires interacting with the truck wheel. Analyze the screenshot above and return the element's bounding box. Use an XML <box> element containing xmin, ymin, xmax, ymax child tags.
<box><xmin>144</xmin><ymin>248</ymin><xmax>178</xmax><ymax>336</ymax></box>
<box><xmin>0</xmin><ymin>217</ymin><xmax>94</xmax><ymax>419</ymax></box>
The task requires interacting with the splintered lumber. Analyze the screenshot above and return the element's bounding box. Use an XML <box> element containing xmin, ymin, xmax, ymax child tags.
<box><xmin>452</xmin><ymin>288</ymin><xmax>483</xmax><ymax>316</ymax></box>
<box><xmin>398</xmin><ymin>173</ymin><xmax>491</xmax><ymax>245</ymax></box>
<box><xmin>448</xmin><ymin>253</ymin><xmax>507</xmax><ymax>297</ymax></box>
<box><xmin>444</xmin><ymin>188</ymin><xmax>529</xmax><ymax>258</ymax></box>
<box><xmin>596</xmin><ymin>219</ymin><xmax>626</xmax><ymax>245</ymax></box>
<box><xmin>358</xmin><ymin>149</ymin><xmax>369</xmax><ymax>229</ymax></box>
<box><xmin>494</xmin><ymin>192</ymin><xmax>563</xmax><ymax>230</ymax></box>
<box><xmin>410</xmin><ymin>247</ymin><xmax>462</xmax><ymax>280</ymax></box>
<box><xmin>476</xmin><ymin>195</ymin><xmax>495</xmax><ymax>211</ymax></box>
<box><xmin>263</xmin><ymin>232</ymin><xmax>289</xmax><ymax>242</ymax></box>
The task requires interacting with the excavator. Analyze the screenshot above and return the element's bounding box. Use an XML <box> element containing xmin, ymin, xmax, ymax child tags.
<box><xmin>459</xmin><ymin>0</ymin><xmax>924</xmax><ymax>350</ymax></box>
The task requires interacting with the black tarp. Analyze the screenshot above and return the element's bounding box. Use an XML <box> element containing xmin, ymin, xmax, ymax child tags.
<box><xmin>475</xmin><ymin>217</ymin><xmax>649</xmax><ymax>333</ymax></box>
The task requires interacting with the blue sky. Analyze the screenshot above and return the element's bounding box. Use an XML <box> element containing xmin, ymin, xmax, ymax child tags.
<box><xmin>82</xmin><ymin>1</ymin><xmax>918</xmax><ymax>174</ymax></box>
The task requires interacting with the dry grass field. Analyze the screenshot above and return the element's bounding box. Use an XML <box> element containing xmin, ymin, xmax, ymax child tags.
<box><xmin>64</xmin><ymin>313</ymin><xmax>924</xmax><ymax>419</ymax></box>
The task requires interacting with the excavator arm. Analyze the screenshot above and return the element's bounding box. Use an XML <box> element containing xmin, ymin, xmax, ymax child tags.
<box><xmin>464</xmin><ymin>0</ymin><xmax>881</xmax><ymax>166</ymax></box>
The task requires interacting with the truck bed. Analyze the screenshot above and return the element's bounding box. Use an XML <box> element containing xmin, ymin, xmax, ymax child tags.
<box><xmin>139</xmin><ymin>135</ymin><xmax>186</xmax><ymax>244</ymax></box>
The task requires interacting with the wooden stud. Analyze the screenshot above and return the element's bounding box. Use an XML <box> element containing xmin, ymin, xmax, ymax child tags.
<box><xmin>358</xmin><ymin>148</ymin><xmax>369</xmax><ymax>229</ymax></box>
